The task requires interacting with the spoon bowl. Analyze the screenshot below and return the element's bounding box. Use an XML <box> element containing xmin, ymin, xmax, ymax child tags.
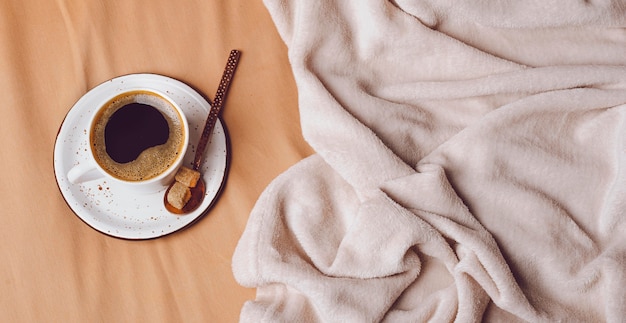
<box><xmin>164</xmin><ymin>178</ymin><xmax>206</xmax><ymax>214</ymax></box>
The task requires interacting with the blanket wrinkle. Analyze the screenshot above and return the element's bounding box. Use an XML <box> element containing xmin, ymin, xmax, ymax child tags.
<box><xmin>598</xmin><ymin>106</ymin><xmax>626</xmax><ymax>235</ymax></box>
<box><xmin>394</xmin><ymin>0</ymin><xmax>626</xmax><ymax>28</ymax></box>
<box><xmin>297</xmin><ymin>84</ymin><xmax>415</xmax><ymax>192</ymax></box>
<box><xmin>379</xmin><ymin>165</ymin><xmax>541</xmax><ymax>320</ymax></box>
<box><xmin>233</xmin><ymin>0</ymin><xmax>626</xmax><ymax>321</ymax></box>
<box><xmin>375</xmin><ymin>66</ymin><xmax>626</xmax><ymax>102</ymax></box>
<box><xmin>235</xmin><ymin>158</ymin><xmax>424</xmax><ymax>322</ymax></box>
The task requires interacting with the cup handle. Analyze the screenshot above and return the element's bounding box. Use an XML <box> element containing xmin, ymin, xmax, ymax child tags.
<box><xmin>67</xmin><ymin>163</ymin><xmax>104</xmax><ymax>184</ymax></box>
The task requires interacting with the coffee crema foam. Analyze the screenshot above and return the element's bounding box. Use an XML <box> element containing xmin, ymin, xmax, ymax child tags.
<box><xmin>90</xmin><ymin>91</ymin><xmax>185</xmax><ymax>182</ymax></box>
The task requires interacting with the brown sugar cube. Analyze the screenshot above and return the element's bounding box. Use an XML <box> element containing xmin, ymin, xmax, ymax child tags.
<box><xmin>175</xmin><ymin>166</ymin><xmax>201</xmax><ymax>188</ymax></box>
<box><xmin>167</xmin><ymin>181</ymin><xmax>191</xmax><ymax>209</ymax></box>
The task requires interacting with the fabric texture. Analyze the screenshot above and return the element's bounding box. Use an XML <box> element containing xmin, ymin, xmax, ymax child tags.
<box><xmin>233</xmin><ymin>0</ymin><xmax>626</xmax><ymax>321</ymax></box>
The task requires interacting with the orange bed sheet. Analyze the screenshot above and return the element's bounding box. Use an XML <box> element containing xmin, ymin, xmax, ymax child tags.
<box><xmin>0</xmin><ymin>0</ymin><xmax>312</xmax><ymax>321</ymax></box>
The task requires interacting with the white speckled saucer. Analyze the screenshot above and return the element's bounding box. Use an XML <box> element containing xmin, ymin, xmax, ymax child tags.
<box><xmin>54</xmin><ymin>74</ymin><xmax>228</xmax><ymax>240</ymax></box>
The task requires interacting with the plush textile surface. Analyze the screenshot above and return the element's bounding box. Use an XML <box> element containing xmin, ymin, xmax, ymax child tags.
<box><xmin>0</xmin><ymin>1</ymin><xmax>312</xmax><ymax>321</ymax></box>
<box><xmin>233</xmin><ymin>0</ymin><xmax>626</xmax><ymax>322</ymax></box>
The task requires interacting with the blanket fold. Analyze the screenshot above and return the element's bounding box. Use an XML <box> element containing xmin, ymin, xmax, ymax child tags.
<box><xmin>234</xmin><ymin>0</ymin><xmax>626</xmax><ymax>321</ymax></box>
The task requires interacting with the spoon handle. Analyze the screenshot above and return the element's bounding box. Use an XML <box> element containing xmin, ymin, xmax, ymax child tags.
<box><xmin>193</xmin><ymin>49</ymin><xmax>241</xmax><ymax>171</ymax></box>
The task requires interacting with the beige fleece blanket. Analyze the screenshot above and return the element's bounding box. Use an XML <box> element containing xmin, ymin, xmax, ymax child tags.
<box><xmin>233</xmin><ymin>0</ymin><xmax>626</xmax><ymax>321</ymax></box>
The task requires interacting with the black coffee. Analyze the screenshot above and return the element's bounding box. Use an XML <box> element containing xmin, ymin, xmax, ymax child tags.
<box><xmin>105</xmin><ymin>103</ymin><xmax>169</xmax><ymax>163</ymax></box>
<box><xmin>91</xmin><ymin>91</ymin><xmax>185</xmax><ymax>181</ymax></box>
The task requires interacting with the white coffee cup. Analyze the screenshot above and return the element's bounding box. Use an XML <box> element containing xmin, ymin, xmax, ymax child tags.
<box><xmin>67</xmin><ymin>89</ymin><xmax>189</xmax><ymax>194</ymax></box>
